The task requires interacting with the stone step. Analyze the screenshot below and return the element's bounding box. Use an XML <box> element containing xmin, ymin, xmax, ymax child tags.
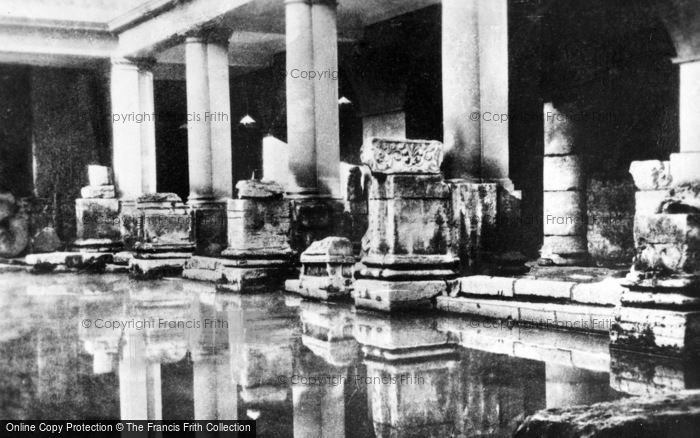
<box><xmin>436</xmin><ymin>295</ymin><xmax>615</xmax><ymax>333</ymax></box>
<box><xmin>457</xmin><ymin>275</ymin><xmax>623</xmax><ymax>306</ymax></box>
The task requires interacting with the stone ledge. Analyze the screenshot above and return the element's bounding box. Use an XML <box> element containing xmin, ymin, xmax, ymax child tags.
<box><xmin>353</xmin><ymin>279</ymin><xmax>453</xmax><ymax>312</ymax></box>
<box><xmin>515</xmin><ymin>390</ymin><xmax>700</xmax><ymax>438</ymax></box>
<box><xmin>437</xmin><ymin>296</ymin><xmax>614</xmax><ymax>333</ymax></box>
<box><xmin>457</xmin><ymin>275</ymin><xmax>623</xmax><ymax>306</ymax></box>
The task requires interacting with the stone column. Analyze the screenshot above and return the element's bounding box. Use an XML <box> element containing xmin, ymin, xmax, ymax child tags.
<box><xmin>441</xmin><ymin>0</ymin><xmax>481</xmax><ymax>180</ymax></box>
<box><xmin>540</xmin><ymin>102</ymin><xmax>588</xmax><ymax>266</ymax></box>
<box><xmin>185</xmin><ymin>35</ymin><xmax>229</xmax><ymax>256</ymax></box>
<box><xmin>312</xmin><ymin>0</ymin><xmax>340</xmax><ymax>198</ymax></box>
<box><xmin>111</xmin><ymin>58</ymin><xmax>157</xmax><ymax>199</ymax></box>
<box><xmin>138</xmin><ymin>60</ymin><xmax>158</xmax><ymax>194</ymax></box>
<box><xmin>207</xmin><ymin>36</ymin><xmax>234</xmax><ymax>199</ymax></box>
<box><xmin>478</xmin><ymin>0</ymin><xmax>509</xmax><ymax>184</ymax></box>
<box><xmin>185</xmin><ymin>36</ymin><xmax>214</xmax><ymax>201</ymax></box>
<box><xmin>671</xmin><ymin>59</ymin><xmax>700</xmax><ymax>185</ymax></box>
<box><xmin>118</xmin><ymin>331</ymin><xmax>162</xmax><ymax>420</ymax></box>
<box><xmin>285</xmin><ymin>0</ymin><xmax>318</xmax><ymax>194</ymax></box>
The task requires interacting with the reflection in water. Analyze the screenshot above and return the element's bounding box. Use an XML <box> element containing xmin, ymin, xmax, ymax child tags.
<box><xmin>1</xmin><ymin>273</ymin><xmax>698</xmax><ymax>437</ymax></box>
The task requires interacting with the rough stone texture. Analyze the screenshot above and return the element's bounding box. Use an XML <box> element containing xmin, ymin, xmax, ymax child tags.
<box><xmin>0</xmin><ymin>196</ymin><xmax>29</xmax><ymax>258</ymax></box>
<box><xmin>129</xmin><ymin>257</ymin><xmax>185</xmax><ymax>279</ymax></box>
<box><xmin>450</xmin><ymin>181</ymin><xmax>498</xmax><ymax>274</ymax></box>
<box><xmin>611</xmin><ymin>306</ymin><xmax>700</xmax><ymax>354</ymax></box>
<box><xmin>235</xmin><ymin>179</ymin><xmax>284</xmax><ymax>198</ymax></box>
<box><xmin>189</xmin><ymin>200</ymin><xmax>227</xmax><ymax>256</ymax></box>
<box><xmin>364</xmin><ymin>175</ymin><xmax>454</xmax><ymax>265</ymax></box>
<box><xmin>587</xmin><ymin>178</ymin><xmax>636</xmax><ymax>265</ymax></box>
<box><xmin>629</xmin><ymin>160</ymin><xmax>673</xmax><ymax>191</ymax></box>
<box><xmin>222</xmin><ymin>197</ymin><xmax>292</xmax><ymax>258</ymax></box>
<box><xmin>80</xmin><ymin>185</ymin><xmax>116</xmax><ymax>199</ymax></box>
<box><xmin>25</xmin><ymin>251</ymin><xmax>112</xmax><ymax>272</ymax></box>
<box><xmin>75</xmin><ymin>198</ymin><xmax>121</xmax><ymax>242</ymax></box>
<box><xmin>514</xmin><ymin>390</ymin><xmax>700</xmax><ymax>438</ymax></box>
<box><xmin>661</xmin><ymin>184</ymin><xmax>700</xmax><ymax>214</ymax></box>
<box><xmin>360</xmin><ymin>137</ymin><xmax>443</xmax><ymax>174</ymax></box>
<box><xmin>290</xmin><ymin>237</ymin><xmax>356</xmax><ymax>300</ymax></box>
<box><xmin>288</xmin><ymin>197</ymin><xmax>345</xmax><ymax>255</ymax></box>
<box><xmin>30</xmin><ymin>227</ymin><xmax>62</xmax><ymax>253</ymax></box>
<box><xmin>135</xmin><ymin>194</ymin><xmax>194</xmax><ymax>253</ymax></box>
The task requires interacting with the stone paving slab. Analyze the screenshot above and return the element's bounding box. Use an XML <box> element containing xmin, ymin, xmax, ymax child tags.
<box><xmin>458</xmin><ymin>275</ymin><xmax>623</xmax><ymax>306</ymax></box>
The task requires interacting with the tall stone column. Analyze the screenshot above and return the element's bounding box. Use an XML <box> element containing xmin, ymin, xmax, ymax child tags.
<box><xmin>312</xmin><ymin>0</ymin><xmax>340</xmax><ymax>198</ymax></box>
<box><xmin>111</xmin><ymin>58</ymin><xmax>157</xmax><ymax>199</ymax></box>
<box><xmin>442</xmin><ymin>0</ymin><xmax>481</xmax><ymax>180</ymax></box>
<box><xmin>207</xmin><ymin>36</ymin><xmax>234</xmax><ymax>199</ymax></box>
<box><xmin>285</xmin><ymin>0</ymin><xmax>317</xmax><ymax>194</ymax></box>
<box><xmin>185</xmin><ymin>35</ymin><xmax>229</xmax><ymax>255</ymax></box>
<box><xmin>138</xmin><ymin>60</ymin><xmax>158</xmax><ymax>194</ymax></box>
<box><xmin>540</xmin><ymin>102</ymin><xmax>588</xmax><ymax>266</ymax></box>
<box><xmin>185</xmin><ymin>36</ymin><xmax>214</xmax><ymax>201</ymax></box>
<box><xmin>671</xmin><ymin>59</ymin><xmax>700</xmax><ymax>185</ymax></box>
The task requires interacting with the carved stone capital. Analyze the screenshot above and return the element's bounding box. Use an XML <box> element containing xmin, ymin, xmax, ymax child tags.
<box><xmin>360</xmin><ymin>137</ymin><xmax>444</xmax><ymax>175</ymax></box>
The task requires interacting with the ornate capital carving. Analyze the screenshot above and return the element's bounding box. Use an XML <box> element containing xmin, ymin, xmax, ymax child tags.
<box><xmin>360</xmin><ymin>138</ymin><xmax>444</xmax><ymax>175</ymax></box>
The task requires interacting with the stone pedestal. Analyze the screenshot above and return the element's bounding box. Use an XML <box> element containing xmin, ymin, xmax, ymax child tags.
<box><xmin>183</xmin><ymin>180</ymin><xmax>293</xmax><ymax>291</ymax></box>
<box><xmin>128</xmin><ymin>193</ymin><xmax>195</xmax><ymax>278</ymax></box>
<box><xmin>74</xmin><ymin>165</ymin><xmax>123</xmax><ymax>252</ymax></box>
<box><xmin>353</xmin><ymin>138</ymin><xmax>459</xmax><ymax>312</ymax></box>
<box><xmin>615</xmin><ymin>160</ymin><xmax>700</xmax><ymax>355</ymax></box>
<box><xmin>285</xmin><ymin>236</ymin><xmax>355</xmax><ymax>300</ymax></box>
<box><xmin>189</xmin><ymin>199</ymin><xmax>227</xmax><ymax>256</ymax></box>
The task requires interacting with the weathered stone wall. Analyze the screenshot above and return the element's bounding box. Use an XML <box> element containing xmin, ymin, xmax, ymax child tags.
<box><xmin>587</xmin><ymin>177</ymin><xmax>636</xmax><ymax>266</ymax></box>
<box><xmin>30</xmin><ymin>67</ymin><xmax>110</xmax><ymax>245</ymax></box>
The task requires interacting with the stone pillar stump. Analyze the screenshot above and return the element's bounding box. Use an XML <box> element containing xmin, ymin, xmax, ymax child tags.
<box><xmin>353</xmin><ymin>138</ymin><xmax>459</xmax><ymax>312</ymax></box>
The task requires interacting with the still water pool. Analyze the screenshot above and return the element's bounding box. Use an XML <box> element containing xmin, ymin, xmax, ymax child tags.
<box><xmin>0</xmin><ymin>272</ymin><xmax>693</xmax><ymax>437</ymax></box>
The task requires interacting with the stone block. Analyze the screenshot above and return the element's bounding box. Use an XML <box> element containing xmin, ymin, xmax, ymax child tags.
<box><xmin>360</xmin><ymin>137</ymin><xmax>443</xmax><ymax>174</ymax></box>
<box><xmin>629</xmin><ymin>160</ymin><xmax>672</xmax><ymax>191</ymax></box>
<box><xmin>670</xmin><ymin>152</ymin><xmax>700</xmax><ymax>186</ymax></box>
<box><xmin>80</xmin><ymin>185</ymin><xmax>116</xmax><ymax>199</ymax></box>
<box><xmin>136</xmin><ymin>194</ymin><xmax>193</xmax><ymax>252</ymax></box>
<box><xmin>543</xmin><ymin>155</ymin><xmax>584</xmax><ymax>191</ymax></box>
<box><xmin>635</xmin><ymin>191</ymin><xmax>668</xmax><ymax>215</ymax></box>
<box><xmin>353</xmin><ymin>279</ymin><xmax>449</xmax><ymax>311</ymax></box>
<box><xmin>571</xmin><ymin>279</ymin><xmax>624</xmax><ymax>306</ymax></box>
<box><xmin>635</xmin><ymin>242</ymin><xmax>700</xmax><ymax>273</ymax></box>
<box><xmin>31</xmin><ymin>227</ymin><xmax>61</xmax><ymax>253</ymax></box>
<box><xmin>75</xmin><ymin>198</ymin><xmax>121</xmax><ymax>241</ymax></box>
<box><xmin>235</xmin><ymin>179</ymin><xmax>284</xmax><ymax>198</ymax></box>
<box><xmin>87</xmin><ymin>165</ymin><xmax>112</xmax><ymax>186</ymax></box>
<box><xmin>223</xmin><ymin>198</ymin><xmax>291</xmax><ymax>257</ymax></box>
<box><xmin>544</xmin><ymin>102</ymin><xmax>576</xmax><ymax>155</ymax></box>
<box><xmin>450</xmin><ymin>181</ymin><xmax>499</xmax><ymax>273</ymax></box>
<box><xmin>543</xmin><ymin>191</ymin><xmax>586</xmax><ymax>235</ymax></box>
<box><xmin>368</xmin><ymin>174</ymin><xmax>450</xmax><ymax>200</ymax></box>
<box><xmin>459</xmin><ymin>275</ymin><xmax>515</xmax><ymax>298</ymax></box>
<box><xmin>634</xmin><ymin>214</ymin><xmax>700</xmax><ymax>245</ymax></box>
<box><xmin>621</xmin><ymin>289</ymin><xmax>700</xmax><ymax>307</ymax></box>
<box><xmin>660</xmin><ymin>184</ymin><xmax>700</xmax><ymax>214</ymax></box>
<box><xmin>129</xmin><ymin>257</ymin><xmax>186</xmax><ymax>279</ymax></box>
<box><xmin>364</xmin><ymin>197</ymin><xmax>453</xmax><ymax>260</ymax></box>
<box><xmin>611</xmin><ymin>306</ymin><xmax>700</xmax><ymax>353</ymax></box>
<box><xmin>300</xmin><ymin>236</ymin><xmax>355</xmax><ymax>264</ymax></box>
<box><xmin>513</xmin><ymin>278</ymin><xmax>575</xmax><ymax>300</ymax></box>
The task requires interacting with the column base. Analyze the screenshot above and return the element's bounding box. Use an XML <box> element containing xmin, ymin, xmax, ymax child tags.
<box><xmin>352</xmin><ymin>279</ymin><xmax>456</xmax><ymax>312</ymax></box>
<box><xmin>183</xmin><ymin>255</ymin><xmax>293</xmax><ymax>292</ymax></box>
